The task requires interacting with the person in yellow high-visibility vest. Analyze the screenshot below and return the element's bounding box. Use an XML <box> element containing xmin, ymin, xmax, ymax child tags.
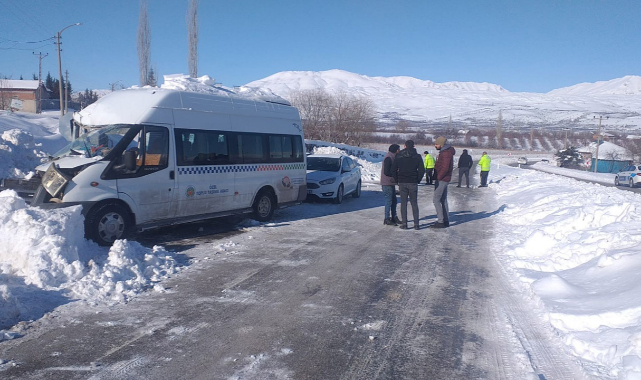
<box><xmin>478</xmin><ymin>151</ymin><xmax>491</xmax><ymax>187</ymax></box>
<box><xmin>423</xmin><ymin>151</ymin><xmax>435</xmax><ymax>185</ymax></box>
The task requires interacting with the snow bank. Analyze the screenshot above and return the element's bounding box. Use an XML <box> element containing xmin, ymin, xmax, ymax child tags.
<box><xmin>0</xmin><ymin>129</ymin><xmax>49</xmax><ymax>178</ymax></box>
<box><xmin>0</xmin><ymin>190</ymin><xmax>178</xmax><ymax>330</ymax></box>
<box><xmin>310</xmin><ymin>144</ymin><xmax>383</xmax><ymax>183</ymax></box>
<box><xmin>490</xmin><ymin>164</ymin><xmax>641</xmax><ymax>378</ymax></box>
<box><xmin>531</xmin><ymin>162</ymin><xmax>616</xmax><ymax>185</ymax></box>
<box><xmin>161</xmin><ymin>74</ymin><xmax>290</xmax><ymax>105</ymax></box>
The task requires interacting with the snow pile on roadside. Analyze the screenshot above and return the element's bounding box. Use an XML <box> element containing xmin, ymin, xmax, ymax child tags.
<box><xmin>531</xmin><ymin>162</ymin><xmax>616</xmax><ymax>185</ymax></box>
<box><xmin>161</xmin><ymin>74</ymin><xmax>289</xmax><ymax>104</ymax></box>
<box><xmin>0</xmin><ymin>129</ymin><xmax>49</xmax><ymax>178</ymax></box>
<box><xmin>311</xmin><ymin>144</ymin><xmax>383</xmax><ymax>183</ymax></box>
<box><xmin>490</xmin><ymin>164</ymin><xmax>641</xmax><ymax>378</ymax></box>
<box><xmin>0</xmin><ymin>110</ymin><xmax>69</xmax><ymax>157</ymax></box>
<box><xmin>0</xmin><ymin>190</ymin><xmax>178</xmax><ymax>330</ymax></box>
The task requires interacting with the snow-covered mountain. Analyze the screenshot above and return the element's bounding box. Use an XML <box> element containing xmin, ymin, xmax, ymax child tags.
<box><xmin>548</xmin><ymin>75</ymin><xmax>641</xmax><ymax>96</ymax></box>
<box><xmin>245</xmin><ymin>70</ymin><xmax>641</xmax><ymax>130</ymax></box>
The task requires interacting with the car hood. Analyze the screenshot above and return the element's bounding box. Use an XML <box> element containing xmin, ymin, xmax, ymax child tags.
<box><xmin>36</xmin><ymin>156</ymin><xmax>102</xmax><ymax>172</ymax></box>
<box><xmin>306</xmin><ymin>170</ymin><xmax>338</xmax><ymax>181</ymax></box>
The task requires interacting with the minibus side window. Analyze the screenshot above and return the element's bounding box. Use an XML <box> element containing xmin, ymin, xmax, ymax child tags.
<box><xmin>143</xmin><ymin>127</ymin><xmax>169</xmax><ymax>167</ymax></box>
<box><xmin>292</xmin><ymin>136</ymin><xmax>304</xmax><ymax>161</ymax></box>
<box><xmin>175</xmin><ymin>129</ymin><xmax>229</xmax><ymax>166</ymax></box>
<box><xmin>237</xmin><ymin>134</ymin><xmax>266</xmax><ymax>164</ymax></box>
<box><xmin>267</xmin><ymin>134</ymin><xmax>304</xmax><ymax>163</ymax></box>
<box><xmin>106</xmin><ymin>125</ymin><xmax>168</xmax><ymax>178</ymax></box>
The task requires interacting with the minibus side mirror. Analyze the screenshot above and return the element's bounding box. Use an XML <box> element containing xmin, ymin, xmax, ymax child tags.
<box><xmin>124</xmin><ymin>150</ymin><xmax>137</xmax><ymax>171</ymax></box>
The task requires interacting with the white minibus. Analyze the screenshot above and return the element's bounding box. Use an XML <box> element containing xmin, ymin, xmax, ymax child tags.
<box><xmin>31</xmin><ymin>88</ymin><xmax>307</xmax><ymax>245</ymax></box>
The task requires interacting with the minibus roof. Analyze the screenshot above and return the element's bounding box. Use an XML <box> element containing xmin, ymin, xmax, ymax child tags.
<box><xmin>73</xmin><ymin>88</ymin><xmax>299</xmax><ymax>127</ymax></box>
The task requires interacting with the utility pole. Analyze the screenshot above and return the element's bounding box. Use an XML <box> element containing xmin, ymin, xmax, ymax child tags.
<box><xmin>33</xmin><ymin>52</ymin><xmax>48</xmax><ymax>114</ymax></box>
<box><xmin>64</xmin><ymin>70</ymin><xmax>69</xmax><ymax>113</ymax></box>
<box><xmin>55</xmin><ymin>23</ymin><xmax>81</xmax><ymax>117</ymax></box>
<box><xmin>594</xmin><ymin>116</ymin><xmax>603</xmax><ymax>173</ymax></box>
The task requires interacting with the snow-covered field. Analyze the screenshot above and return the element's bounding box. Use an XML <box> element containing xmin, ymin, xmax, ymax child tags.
<box><xmin>1</xmin><ymin>98</ymin><xmax>640</xmax><ymax>377</ymax></box>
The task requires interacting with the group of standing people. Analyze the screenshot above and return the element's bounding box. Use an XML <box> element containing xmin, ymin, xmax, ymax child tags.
<box><xmin>380</xmin><ymin>137</ymin><xmax>491</xmax><ymax>230</ymax></box>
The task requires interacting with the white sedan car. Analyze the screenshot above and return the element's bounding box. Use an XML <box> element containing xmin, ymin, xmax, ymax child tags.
<box><xmin>615</xmin><ymin>164</ymin><xmax>641</xmax><ymax>187</ymax></box>
<box><xmin>306</xmin><ymin>154</ymin><xmax>362</xmax><ymax>203</ymax></box>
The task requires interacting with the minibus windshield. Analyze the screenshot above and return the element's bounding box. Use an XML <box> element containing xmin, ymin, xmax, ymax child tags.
<box><xmin>53</xmin><ymin>124</ymin><xmax>138</xmax><ymax>159</ymax></box>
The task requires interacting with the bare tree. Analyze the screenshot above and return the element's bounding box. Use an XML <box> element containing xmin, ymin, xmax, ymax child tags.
<box><xmin>0</xmin><ymin>75</ymin><xmax>9</xmax><ymax>110</ymax></box>
<box><xmin>137</xmin><ymin>0</ymin><xmax>151</xmax><ymax>86</ymax></box>
<box><xmin>289</xmin><ymin>89</ymin><xmax>374</xmax><ymax>145</ymax></box>
<box><xmin>289</xmin><ymin>89</ymin><xmax>332</xmax><ymax>140</ymax></box>
<box><xmin>395</xmin><ymin>120</ymin><xmax>411</xmax><ymax>133</ymax></box>
<box><xmin>187</xmin><ymin>0</ymin><xmax>199</xmax><ymax>78</ymax></box>
<box><xmin>334</xmin><ymin>93</ymin><xmax>375</xmax><ymax>147</ymax></box>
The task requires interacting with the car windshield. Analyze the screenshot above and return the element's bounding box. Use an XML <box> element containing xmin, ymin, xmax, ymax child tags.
<box><xmin>52</xmin><ymin>124</ymin><xmax>139</xmax><ymax>159</ymax></box>
<box><xmin>307</xmin><ymin>157</ymin><xmax>341</xmax><ymax>171</ymax></box>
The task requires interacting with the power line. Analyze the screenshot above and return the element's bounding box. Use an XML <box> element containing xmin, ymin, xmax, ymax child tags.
<box><xmin>1</xmin><ymin>0</ymin><xmax>51</xmax><ymax>37</ymax></box>
<box><xmin>0</xmin><ymin>36</ymin><xmax>55</xmax><ymax>44</ymax></box>
<box><xmin>0</xmin><ymin>42</ymin><xmax>54</xmax><ymax>51</ymax></box>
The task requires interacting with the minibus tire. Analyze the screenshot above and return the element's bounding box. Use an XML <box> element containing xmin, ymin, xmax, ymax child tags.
<box><xmin>85</xmin><ymin>203</ymin><xmax>131</xmax><ymax>246</ymax></box>
<box><xmin>252</xmin><ymin>190</ymin><xmax>275</xmax><ymax>222</ymax></box>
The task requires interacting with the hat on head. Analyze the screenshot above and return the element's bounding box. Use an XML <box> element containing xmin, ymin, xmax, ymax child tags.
<box><xmin>435</xmin><ymin>136</ymin><xmax>447</xmax><ymax>146</ymax></box>
<box><xmin>424</xmin><ymin>151</ymin><xmax>428</xmax><ymax>154</ymax></box>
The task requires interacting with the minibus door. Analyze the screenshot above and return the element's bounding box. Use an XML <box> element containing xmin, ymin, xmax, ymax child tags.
<box><xmin>116</xmin><ymin>126</ymin><xmax>176</xmax><ymax>224</ymax></box>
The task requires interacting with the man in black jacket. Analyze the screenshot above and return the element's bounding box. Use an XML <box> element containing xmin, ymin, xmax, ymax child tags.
<box><xmin>457</xmin><ymin>149</ymin><xmax>473</xmax><ymax>188</ymax></box>
<box><xmin>390</xmin><ymin>140</ymin><xmax>425</xmax><ymax>230</ymax></box>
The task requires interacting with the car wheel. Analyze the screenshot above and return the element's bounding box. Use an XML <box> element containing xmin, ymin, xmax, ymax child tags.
<box><xmin>630</xmin><ymin>179</ymin><xmax>635</xmax><ymax>188</ymax></box>
<box><xmin>333</xmin><ymin>184</ymin><xmax>344</xmax><ymax>204</ymax></box>
<box><xmin>615</xmin><ymin>176</ymin><xmax>620</xmax><ymax>186</ymax></box>
<box><xmin>85</xmin><ymin>203</ymin><xmax>131</xmax><ymax>246</ymax></box>
<box><xmin>352</xmin><ymin>180</ymin><xmax>361</xmax><ymax>198</ymax></box>
<box><xmin>253</xmin><ymin>190</ymin><xmax>275</xmax><ymax>222</ymax></box>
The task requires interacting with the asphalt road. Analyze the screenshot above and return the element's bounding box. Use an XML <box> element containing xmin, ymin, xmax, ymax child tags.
<box><xmin>0</xmin><ymin>173</ymin><xmax>588</xmax><ymax>379</ymax></box>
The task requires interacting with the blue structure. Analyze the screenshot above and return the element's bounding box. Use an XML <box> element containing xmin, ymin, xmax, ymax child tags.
<box><xmin>580</xmin><ymin>141</ymin><xmax>632</xmax><ymax>173</ymax></box>
<box><xmin>588</xmin><ymin>158</ymin><xmax>629</xmax><ymax>173</ymax></box>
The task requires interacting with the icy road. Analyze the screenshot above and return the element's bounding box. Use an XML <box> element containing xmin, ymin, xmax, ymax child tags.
<box><xmin>1</xmin><ymin>183</ymin><xmax>587</xmax><ymax>380</ymax></box>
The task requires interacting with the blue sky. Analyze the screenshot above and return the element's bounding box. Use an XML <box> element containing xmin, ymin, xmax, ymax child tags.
<box><xmin>1</xmin><ymin>0</ymin><xmax>639</xmax><ymax>93</ymax></box>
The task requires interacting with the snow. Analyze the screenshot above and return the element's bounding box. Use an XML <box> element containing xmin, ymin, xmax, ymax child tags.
<box><xmin>0</xmin><ymin>189</ymin><xmax>178</xmax><ymax>330</ymax></box>
<box><xmin>160</xmin><ymin>74</ymin><xmax>290</xmax><ymax>105</ymax></box>
<box><xmin>487</xmin><ymin>163</ymin><xmax>641</xmax><ymax>379</ymax></box>
<box><xmin>2</xmin><ymin>88</ymin><xmax>641</xmax><ymax>378</ymax></box>
<box><xmin>0</xmin><ymin>129</ymin><xmax>49</xmax><ymax>178</ymax></box>
<box><xmin>578</xmin><ymin>141</ymin><xmax>634</xmax><ymax>161</ymax></box>
<box><xmin>246</xmin><ymin>70</ymin><xmax>641</xmax><ymax>130</ymax></box>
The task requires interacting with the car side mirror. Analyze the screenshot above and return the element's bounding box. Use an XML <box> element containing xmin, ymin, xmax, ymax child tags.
<box><xmin>124</xmin><ymin>149</ymin><xmax>137</xmax><ymax>171</ymax></box>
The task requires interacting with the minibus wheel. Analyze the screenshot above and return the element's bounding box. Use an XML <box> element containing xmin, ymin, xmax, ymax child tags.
<box><xmin>85</xmin><ymin>203</ymin><xmax>131</xmax><ymax>246</ymax></box>
<box><xmin>253</xmin><ymin>190</ymin><xmax>275</xmax><ymax>222</ymax></box>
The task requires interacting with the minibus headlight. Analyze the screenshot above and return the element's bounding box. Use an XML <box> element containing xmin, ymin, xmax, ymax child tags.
<box><xmin>41</xmin><ymin>163</ymin><xmax>70</xmax><ymax>197</ymax></box>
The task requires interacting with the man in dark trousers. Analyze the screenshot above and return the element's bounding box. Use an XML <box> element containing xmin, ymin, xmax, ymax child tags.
<box><xmin>431</xmin><ymin>136</ymin><xmax>455</xmax><ymax>229</ymax></box>
<box><xmin>456</xmin><ymin>149</ymin><xmax>473</xmax><ymax>188</ymax></box>
<box><xmin>380</xmin><ymin>144</ymin><xmax>401</xmax><ymax>225</ymax></box>
<box><xmin>391</xmin><ymin>140</ymin><xmax>425</xmax><ymax>230</ymax></box>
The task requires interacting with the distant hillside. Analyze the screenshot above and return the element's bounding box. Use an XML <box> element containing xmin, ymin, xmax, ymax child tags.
<box><xmin>548</xmin><ymin>76</ymin><xmax>641</xmax><ymax>96</ymax></box>
<box><xmin>245</xmin><ymin>70</ymin><xmax>641</xmax><ymax>131</ymax></box>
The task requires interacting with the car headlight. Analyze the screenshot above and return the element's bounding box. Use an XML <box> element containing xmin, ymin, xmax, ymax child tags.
<box><xmin>319</xmin><ymin>177</ymin><xmax>336</xmax><ymax>185</ymax></box>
